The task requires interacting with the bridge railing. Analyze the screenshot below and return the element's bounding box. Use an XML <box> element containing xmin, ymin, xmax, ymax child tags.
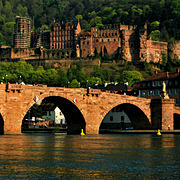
<box><xmin>6</xmin><ymin>83</ymin><xmax>22</xmax><ymax>92</ymax></box>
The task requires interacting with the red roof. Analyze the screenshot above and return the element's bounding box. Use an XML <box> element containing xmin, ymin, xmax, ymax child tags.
<box><xmin>143</xmin><ymin>71</ymin><xmax>179</xmax><ymax>82</ymax></box>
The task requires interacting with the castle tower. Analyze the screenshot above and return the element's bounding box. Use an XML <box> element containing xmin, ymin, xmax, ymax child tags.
<box><xmin>75</xmin><ymin>20</ymin><xmax>81</xmax><ymax>36</ymax></box>
<box><xmin>139</xmin><ymin>24</ymin><xmax>148</xmax><ymax>61</ymax></box>
<box><xmin>13</xmin><ymin>16</ymin><xmax>31</xmax><ymax>48</ymax></box>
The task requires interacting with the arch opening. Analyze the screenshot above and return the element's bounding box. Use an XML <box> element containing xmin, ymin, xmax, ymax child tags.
<box><xmin>174</xmin><ymin>113</ymin><xmax>180</xmax><ymax>130</ymax></box>
<box><xmin>100</xmin><ymin>103</ymin><xmax>151</xmax><ymax>132</ymax></box>
<box><xmin>0</xmin><ymin>114</ymin><xmax>4</xmax><ymax>135</ymax></box>
<box><xmin>22</xmin><ymin>96</ymin><xmax>86</xmax><ymax>135</ymax></box>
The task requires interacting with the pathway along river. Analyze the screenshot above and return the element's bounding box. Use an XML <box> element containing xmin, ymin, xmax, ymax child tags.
<box><xmin>0</xmin><ymin>133</ymin><xmax>180</xmax><ymax>179</ymax></box>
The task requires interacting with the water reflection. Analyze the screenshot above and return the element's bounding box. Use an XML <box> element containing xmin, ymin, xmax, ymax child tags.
<box><xmin>0</xmin><ymin>134</ymin><xmax>180</xmax><ymax>179</ymax></box>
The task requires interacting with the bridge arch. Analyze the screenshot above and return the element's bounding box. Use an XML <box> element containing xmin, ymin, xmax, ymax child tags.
<box><xmin>22</xmin><ymin>95</ymin><xmax>86</xmax><ymax>134</ymax></box>
<box><xmin>99</xmin><ymin>102</ymin><xmax>151</xmax><ymax>132</ymax></box>
<box><xmin>174</xmin><ymin>113</ymin><xmax>180</xmax><ymax>130</ymax></box>
<box><xmin>0</xmin><ymin>113</ymin><xmax>4</xmax><ymax>135</ymax></box>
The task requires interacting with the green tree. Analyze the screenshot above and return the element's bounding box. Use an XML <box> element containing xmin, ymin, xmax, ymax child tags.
<box><xmin>69</xmin><ymin>79</ymin><xmax>80</xmax><ymax>88</ymax></box>
<box><xmin>149</xmin><ymin>30</ymin><xmax>160</xmax><ymax>41</ymax></box>
<box><xmin>150</xmin><ymin>21</ymin><xmax>160</xmax><ymax>31</ymax></box>
<box><xmin>118</xmin><ymin>70</ymin><xmax>143</xmax><ymax>87</ymax></box>
<box><xmin>67</xmin><ymin>63</ymin><xmax>85</xmax><ymax>83</ymax></box>
<box><xmin>161</xmin><ymin>51</ymin><xmax>168</xmax><ymax>66</ymax></box>
<box><xmin>57</xmin><ymin>69</ymin><xmax>68</xmax><ymax>87</ymax></box>
<box><xmin>87</xmin><ymin>76</ymin><xmax>102</xmax><ymax>88</ymax></box>
<box><xmin>75</xmin><ymin>14</ymin><xmax>83</xmax><ymax>21</ymax></box>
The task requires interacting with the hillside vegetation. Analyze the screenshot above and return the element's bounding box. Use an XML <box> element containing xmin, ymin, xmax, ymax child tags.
<box><xmin>0</xmin><ymin>0</ymin><xmax>180</xmax><ymax>87</ymax></box>
<box><xmin>0</xmin><ymin>0</ymin><xmax>180</xmax><ymax>46</ymax></box>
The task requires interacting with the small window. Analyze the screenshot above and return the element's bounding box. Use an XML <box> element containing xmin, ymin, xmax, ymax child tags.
<box><xmin>121</xmin><ymin>116</ymin><xmax>124</xmax><ymax>122</ymax></box>
<box><xmin>110</xmin><ymin>116</ymin><xmax>113</xmax><ymax>121</ymax></box>
<box><xmin>175</xmin><ymin>80</ymin><xmax>178</xmax><ymax>86</ymax></box>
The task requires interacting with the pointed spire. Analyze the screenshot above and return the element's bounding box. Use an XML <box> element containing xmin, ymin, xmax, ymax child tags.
<box><xmin>76</xmin><ymin>19</ymin><xmax>81</xmax><ymax>35</ymax></box>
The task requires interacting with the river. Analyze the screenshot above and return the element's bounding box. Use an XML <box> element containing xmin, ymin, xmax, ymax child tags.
<box><xmin>0</xmin><ymin>133</ymin><xmax>180</xmax><ymax>179</ymax></box>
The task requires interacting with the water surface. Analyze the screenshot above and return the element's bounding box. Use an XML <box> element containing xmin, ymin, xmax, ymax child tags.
<box><xmin>0</xmin><ymin>133</ymin><xmax>180</xmax><ymax>179</ymax></box>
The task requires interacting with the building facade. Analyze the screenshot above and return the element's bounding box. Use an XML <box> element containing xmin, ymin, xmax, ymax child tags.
<box><xmin>100</xmin><ymin>105</ymin><xmax>132</xmax><ymax>129</ymax></box>
<box><xmin>13</xmin><ymin>16</ymin><xmax>31</xmax><ymax>48</ymax></box>
<box><xmin>42</xmin><ymin>106</ymin><xmax>66</xmax><ymax>125</ymax></box>
<box><xmin>0</xmin><ymin>16</ymin><xmax>177</xmax><ymax>65</ymax></box>
<box><xmin>132</xmin><ymin>71</ymin><xmax>180</xmax><ymax>105</ymax></box>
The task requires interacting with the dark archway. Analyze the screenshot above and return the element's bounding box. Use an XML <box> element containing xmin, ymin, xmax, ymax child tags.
<box><xmin>100</xmin><ymin>103</ymin><xmax>151</xmax><ymax>131</ymax></box>
<box><xmin>174</xmin><ymin>113</ymin><xmax>180</xmax><ymax>130</ymax></box>
<box><xmin>22</xmin><ymin>96</ymin><xmax>86</xmax><ymax>134</ymax></box>
<box><xmin>0</xmin><ymin>114</ymin><xmax>4</xmax><ymax>135</ymax></box>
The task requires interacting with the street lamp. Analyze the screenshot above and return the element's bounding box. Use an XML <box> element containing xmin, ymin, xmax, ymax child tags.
<box><xmin>5</xmin><ymin>74</ymin><xmax>8</xmax><ymax>84</ymax></box>
<box><xmin>19</xmin><ymin>75</ymin><xmax>22</xmax><ymax>84</ymax></box>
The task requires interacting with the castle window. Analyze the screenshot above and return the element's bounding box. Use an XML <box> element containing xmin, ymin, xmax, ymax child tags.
<box><xmin>102</xmin><ymin>39</ymin><xmax>104</xmax><ymax>42</ymax></box>
<box><xmin>114</xmin><ymin>39</ymin><xmax>116</xmax><ymax>42</ymax></box>
<box><xmin>108</xmin><ymin>39</ymin><xmax>110</xmax><ymax>42</ymax></box>
<box><xmin>96</xmin><ymin>39</ymin><xmax>98</xmax><ymax>42</ymax></box>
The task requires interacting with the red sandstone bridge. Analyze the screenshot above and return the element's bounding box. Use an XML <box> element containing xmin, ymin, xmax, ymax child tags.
<box><xmin>0</xmin><ymin>84</ymin><xmax>179</xmax><ymax>135</ymax></box>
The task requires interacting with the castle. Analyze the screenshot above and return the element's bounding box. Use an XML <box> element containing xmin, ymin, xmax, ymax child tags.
<box><xmin>0</xmin><ymin>16</ymin><xmax>178</xmax><ymax>66</ymax></box>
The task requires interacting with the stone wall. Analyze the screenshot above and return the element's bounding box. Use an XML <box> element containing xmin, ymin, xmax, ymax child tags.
<box><xmin>146</xmin><ymin>39</ymin><xmax>168</xmax><ymax>63</ymax></box>
<box><xmin>10</xmin><ymin>48</ymin><xmax>36</xmax><ymax>59</ymax></box>
<box><xmin>169</xmin><ymin>42</ymin><xmax>180</xmax><ymax>60</ymax></box>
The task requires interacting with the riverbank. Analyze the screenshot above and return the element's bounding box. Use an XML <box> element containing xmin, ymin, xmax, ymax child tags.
<box><xmin>99</xmin><ymin>129</ymin><xmax>180</xmax><ymax>134</ymax></box>
<box><xmin>22</xmin><ymin>127</ymin><xmax>67</xmax><ymax>133</ymax></box>
<box><xmin>22</xmin><ymin>128</ymin><xmax>180</xmax><ymax>134</ymax></box>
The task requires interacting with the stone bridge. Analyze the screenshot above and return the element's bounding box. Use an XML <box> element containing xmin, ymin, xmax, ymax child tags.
<box><xmin>0</xmin><ymin>84</ymin><xmax>178</xmax><ymax>135</ymax></box>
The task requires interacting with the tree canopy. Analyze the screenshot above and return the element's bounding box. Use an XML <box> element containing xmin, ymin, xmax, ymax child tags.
<box><xmin>1</xmin><ymin>0</ymin><xmax>180</xmax><ymax>45</ymax></box>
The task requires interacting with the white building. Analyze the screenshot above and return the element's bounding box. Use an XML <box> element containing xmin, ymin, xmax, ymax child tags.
<box><xmin>42</xmin><ymin>107</ymin><xmax>66</xmax><ymax>125</ymax></box>
<box><xmin>101</xmin><ymin>106</ymin><xmax>133</xmax><ymax>129</ymax></box>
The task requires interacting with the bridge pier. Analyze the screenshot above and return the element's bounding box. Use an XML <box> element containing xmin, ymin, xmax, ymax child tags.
<box><xmin>4</xmin><ymin>111</ymin><xmax>22</xmax><ymax>135</ymax></box>
<box><xmin>86</xmin><ymin>123</ymin><xmax>99</xmax><ymax>135</ymax></box>
<box><xmin>151</xmin><ymin>98</ymin><xmax>174</xmax><ymax>130</ymax></box>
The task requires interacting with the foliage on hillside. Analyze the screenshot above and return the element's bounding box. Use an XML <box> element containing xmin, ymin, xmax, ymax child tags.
<box><xmin>0</xmin><ymin>60</ymin><xmax>147</xmax><ymax>88</ymax></box>
<box><xmin>0</xmin><ymin>0</ymin><xmax>180</xmax><ymax>87</ymax></box>
<box><xmin>0</xmin><ymin>0</ymin><xmax>180</xmax><ymax>45</ymax></box>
